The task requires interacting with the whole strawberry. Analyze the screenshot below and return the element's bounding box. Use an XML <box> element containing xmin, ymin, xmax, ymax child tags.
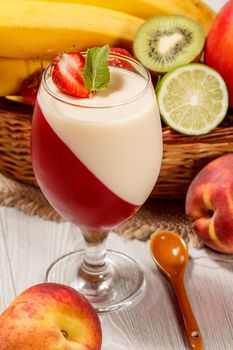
<box><xmin>21</xmin><ymin>70</ymin><xmax>42</xmax><ymax>107</ymax></box>
<box><xmin>108</xmin><ymin>47</ymin><xmax>134</xmax><ymax>70</ymax></box>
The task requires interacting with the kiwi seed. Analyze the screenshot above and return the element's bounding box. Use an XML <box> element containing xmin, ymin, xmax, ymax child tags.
<box><xmin>133</xmin><ymin>15</ymin><xmax>205</xmax><ymax>73</ymax></box>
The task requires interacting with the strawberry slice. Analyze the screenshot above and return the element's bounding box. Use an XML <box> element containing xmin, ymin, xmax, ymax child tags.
<box><xmin>21</xmin><ymin>70</ymin><xmax>41</xmax><ymax>107</ymax></box>
<box><xmin>52</xmin><ymin>52</ymin><xmax>90</xmax><ymax>98</ymax></box>
<box><xmin>108</xmin><ymin>47</ymin><xmax>135</xmax><ymax>71</ymax></box>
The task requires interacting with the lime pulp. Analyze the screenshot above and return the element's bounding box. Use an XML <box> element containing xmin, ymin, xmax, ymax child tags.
<box><xmin>156</xmin><ymin>63</ymin><xmax>229</xmax><ymax>135</ymax></box>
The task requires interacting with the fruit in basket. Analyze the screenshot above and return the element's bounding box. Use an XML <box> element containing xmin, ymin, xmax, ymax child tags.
<box><xmin>0</xmin><ymin>58</ymin><xmax>50</xmax><ymax>96</ymax></box>
<box><xmin>36</xmin><ymin>0</ymin><xmax>216</xmax><ymax>34</ymax></box>
<box><xmin>108</xmin><ymin>47</ymin><xmax>135</xmax><ymax>70</ymax></box>
<box><xmin>0</xmin><ymin>283</ymin><xmax>102</xmax><ymax>350</ymax></box>
<box><xmin>110</xmin><ymin>47</ymin><xmax>133</xmax><ymax>58</ymax></box>
<box><xmin>0</xmin><ymin>1</ymin><xmax>143</xmax><ymax>60</ymax></box>
<box><xmin>0</xmin><ymin>0</ymin><xmax>215</xmax><ymax>97</ymax></box>
<box><xmin>185</xmin><ymin>154</ymin><xmax>233</xmax><ymax>254</ymax></box>
<box><xmin>0</xmin><ymin>0</ymin><xmax>215</xmax><ymax>61</ymax></box>
<box><xmin>21</xmin><ymin>70</ymin><xmax>42</xmax><ymax>106</ymax></box>
<box><xmin>205</xmin><ymin>0</ymin><xmax>233</xmax><ymax>108</ymax></box>
<box><xmin>133</xmin><ymin>15</ymin><xmax>205</xmax><ymax>74</ymax></box>
<box><xmin>156</xmin><ymin>63</ymin><xmax>228</xmax><ymax>135</ymax></box>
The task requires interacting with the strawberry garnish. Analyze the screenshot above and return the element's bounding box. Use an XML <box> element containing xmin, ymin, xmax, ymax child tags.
<box><xmin>52</xmin><ymin>52</ymin><xmax>90</xmax><ymax>98</ymax></box>
<box><xmin>21</xmin><ymin>70</ymin><xmax>41</xmax><ymax>107</ymax></box>
<box><xmin>108</xmin><ymin>47</ymin><xmax>135</xmax><ymax>70</ymax></box>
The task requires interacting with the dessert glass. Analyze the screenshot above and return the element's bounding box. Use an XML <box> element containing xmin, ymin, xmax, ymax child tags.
<box><xmin>31</xmin><ymin>53</ymin><xmax>163</xmax><ymax>313</ymax></box>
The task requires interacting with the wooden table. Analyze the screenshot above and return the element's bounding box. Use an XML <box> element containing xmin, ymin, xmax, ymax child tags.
<box><xmin>1</xmin><ymin>205</ymin><xmax>233</xmax><ymax>349</ymax></box>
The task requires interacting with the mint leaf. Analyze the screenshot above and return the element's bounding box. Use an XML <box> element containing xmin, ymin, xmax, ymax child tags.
<box><xmin>83</xmin><ymin>45</ymin><xmax>110</xmax><ymax>92</ymax></box>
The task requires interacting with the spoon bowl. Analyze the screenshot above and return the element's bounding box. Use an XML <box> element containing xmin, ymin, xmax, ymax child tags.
<box><xmin>150</xmin><ymin>231</ymin><xmax>188</xmax><ymax>279</ymax></box>
<box><xmin>150</xmin><ymin>231</ymin><xmax>203</xmax><ymax>350</ymax></box>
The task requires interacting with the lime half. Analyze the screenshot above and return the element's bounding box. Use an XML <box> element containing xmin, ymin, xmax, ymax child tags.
<box><xmin>157</xmin><ymin>64</ymin><xmax>229</xmax><ymax>135</ymax></box>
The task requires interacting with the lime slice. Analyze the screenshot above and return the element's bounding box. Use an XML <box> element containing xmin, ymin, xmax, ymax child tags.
<box><xmin>156</xmin><ymin>63</ymin><xmax>229</xmax><ymax>135</ymax></box>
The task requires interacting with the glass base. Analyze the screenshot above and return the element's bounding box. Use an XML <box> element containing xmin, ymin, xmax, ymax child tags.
<box><xmin>46</xmin><ymin>250</ymin><xmax>146</xmax><ymax>314</ymax></box>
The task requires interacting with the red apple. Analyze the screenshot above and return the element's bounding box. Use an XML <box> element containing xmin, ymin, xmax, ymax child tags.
<box><xmin>185</xmin><ymin>154</ymin><xmax>233</xmax><ymax>254</ymax></box>
<box><xmin>205</xmin><ymin>0</ymin><xmax>233</xmax><ymax>107</ymax></box>
<box><xmin>0</xmin><ymin>283</ymin><xmax>102</xmax><ymax>350</ymax></box>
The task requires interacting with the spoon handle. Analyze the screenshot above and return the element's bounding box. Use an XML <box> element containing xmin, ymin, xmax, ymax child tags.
<box><xmin>172</xmin><ymin>276</ymin><xmax>203</xmax><ymax>350</ymax></box>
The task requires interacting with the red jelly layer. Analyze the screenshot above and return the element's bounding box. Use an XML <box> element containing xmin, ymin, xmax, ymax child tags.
<box><xmin>31</xmin><ymin>102</ymin><xmax>139</xmax><ymax>231</ymax></box>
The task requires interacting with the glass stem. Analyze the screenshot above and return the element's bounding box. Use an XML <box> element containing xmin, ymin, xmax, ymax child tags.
<box><xmin>78</xmin><ymin>230</ymin><xmax>112</xmax><ymax>287</ymax></box>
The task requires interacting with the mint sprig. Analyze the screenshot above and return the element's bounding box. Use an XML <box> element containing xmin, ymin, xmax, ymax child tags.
<box><xmin>83</xmin><ymin>45</ymin><xmax>110</xmax><ymax>92</ymax></box>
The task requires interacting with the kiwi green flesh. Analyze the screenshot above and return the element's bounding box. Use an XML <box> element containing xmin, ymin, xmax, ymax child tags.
<box><xmin>133</xmin><ymin>15</ymin><xmax>205</xmax><ymax>73</ymax></box>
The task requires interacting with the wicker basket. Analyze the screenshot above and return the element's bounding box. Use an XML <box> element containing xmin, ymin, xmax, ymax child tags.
<box><xmin>0</xmin><ymin>97</ymin><xmax>233</xmax><ymax>199</ymax></box>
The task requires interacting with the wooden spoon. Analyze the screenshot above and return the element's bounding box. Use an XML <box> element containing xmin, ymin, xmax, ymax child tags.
<box><xmin>150</xmin><ymin>231</ymin><xmax>203</xmax><ymax>350</ymax></box>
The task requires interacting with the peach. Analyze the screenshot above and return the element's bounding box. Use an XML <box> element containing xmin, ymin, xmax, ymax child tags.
<box><xmin>0</xmin><ymin>283</ymin><xmax>102</xmax><ymax>350</ymax></box>
<box><xmin>185</xmin><ymin>154</ymin><xmax>233</xmax><ymax>254</ymax></box>
<box><xmin>205</xmin><ymin>0</ymin><xmax>233</xmax><ymax>107</ymax></box>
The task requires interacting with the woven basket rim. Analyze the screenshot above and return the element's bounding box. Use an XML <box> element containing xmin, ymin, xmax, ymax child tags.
<box><xmin>1</xmin><ymin>96</ymin><xmax>233</xmax><ymax>144</ymax></box>
<box><xmin>1</xmin><ymin>97</ymin><xmax>233</xmax><ymax>198</ymax></box>
<box><xmin>0</xmin><ymin>97</ymin><xmax>33</xmax><ymax>121</ymax></box>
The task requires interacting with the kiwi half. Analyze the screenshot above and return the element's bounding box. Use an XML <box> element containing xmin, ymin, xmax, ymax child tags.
<box><xmin>133</xmin><ymin>15</ymin><xmax>205</xmax><ymax>73</ymax></box>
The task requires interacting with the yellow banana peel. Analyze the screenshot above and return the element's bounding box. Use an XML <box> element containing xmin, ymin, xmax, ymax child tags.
<box><xmin>0</xmin><ymin>58</ymin><xmax>50</xmax><ymax>96</ymax></box>
<box><xmin>0</xmin><ymin>1</ymin><xmax>144</xmax><ymax>60</ymax></box>
<box><xmin>34</xmin><ymin>0</ymin><xmax>215</xmax><ymax>33</ymax></box>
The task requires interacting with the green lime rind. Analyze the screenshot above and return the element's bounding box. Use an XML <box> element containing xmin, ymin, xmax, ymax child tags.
<box><xmin>156</xmin><ymin>63</ymin><xmax>229</xmax><ymax>136</ymax></box>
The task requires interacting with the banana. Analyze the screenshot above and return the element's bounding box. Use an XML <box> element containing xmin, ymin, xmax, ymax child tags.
<box><xmin>166</xmin><ymin>0</ymin><xmax>215</xmax><ymax>33</ymax></box>
<box><xmin>0</xmin><ymin>58</ymin><xmax>50</xmax><ymax>96</ymax></box>
<box><xmin>35</xmin><ymin>0</ymin><xmax>215</xmax><ymax>34</ymax></box>
<box><xmin>0</xmin><ymin>1</ymin><xmax>144</xmax><ymax>60</ymax></box>
<box><xmin>0</xmin><ymin>0</ymin><xmax>215</xmax><ymax>96</ymax></box>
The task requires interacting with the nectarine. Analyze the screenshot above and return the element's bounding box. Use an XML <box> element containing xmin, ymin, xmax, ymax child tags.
<box><xmin>0</xmin><ymin>283</ymin><xmax>102</xmax><ymax>350</ymax></box>
<box><xmin>185</xmin><ymin>154</ymin><xmax>233</xmax><ymax>253</ymax></box>
<box><xmin>205</xmin><ymin>0</ymin><xmax>233</xmax><ymax>107</ymax></box>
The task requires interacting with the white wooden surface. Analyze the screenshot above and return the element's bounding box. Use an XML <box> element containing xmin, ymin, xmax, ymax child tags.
<box><xmin>0</xmin><ymin>206</ymin><xmax>233</xmax><ymax>349</ymax></box>
<box><xmin>1</xmin><ymin>0</ymin><xmax>232</xmax><ymax>349</ymax></box>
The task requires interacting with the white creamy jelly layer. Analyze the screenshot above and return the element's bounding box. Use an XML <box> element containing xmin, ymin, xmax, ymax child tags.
<box><xmin>38</xmin><ymin>66</ymin><xmax>162</xmax><ymax>205</ymax></box>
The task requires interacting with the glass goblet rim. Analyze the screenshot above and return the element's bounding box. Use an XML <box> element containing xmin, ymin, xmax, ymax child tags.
<box><xmin>42</xmin><ymin>52</ymin><xmax>152</xmax><ymax>110</ymax></box>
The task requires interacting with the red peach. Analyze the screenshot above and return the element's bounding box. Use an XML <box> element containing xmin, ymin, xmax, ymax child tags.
<box><xmin>185</xmin><ymin>154</ymin><xmax>233</xmax><ymax>253</ymax></box>
<box><xmin>0</xmin><ymin>283</ymin><xmax>102</xmax><ymax>350</ymax></box>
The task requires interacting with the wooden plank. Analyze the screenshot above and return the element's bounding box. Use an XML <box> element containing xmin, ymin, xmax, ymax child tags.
<box><xmin>1</xmin><ymin>207</ymin><xmax>84</xmax><ymax>296</ymax></box>
<box><xmin>1</xmin><ymin>206</ymin><xmax>233</xmax><ymax>349</ymax></box>
<box><xmin>0</xmin><ymin>208</ymin><xmax>17</xmax><ymax>312</ymax></box>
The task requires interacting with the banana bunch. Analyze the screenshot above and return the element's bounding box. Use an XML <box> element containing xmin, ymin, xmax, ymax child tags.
<box><xmin>36</xmin><ymin>0</ymin><xmax>215</xmax><ymax>34</ymax></box>
<box><xmin>0</xmin><ymin>0</ymin><xmax>215</xmax><ymax>96</ymax></box>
